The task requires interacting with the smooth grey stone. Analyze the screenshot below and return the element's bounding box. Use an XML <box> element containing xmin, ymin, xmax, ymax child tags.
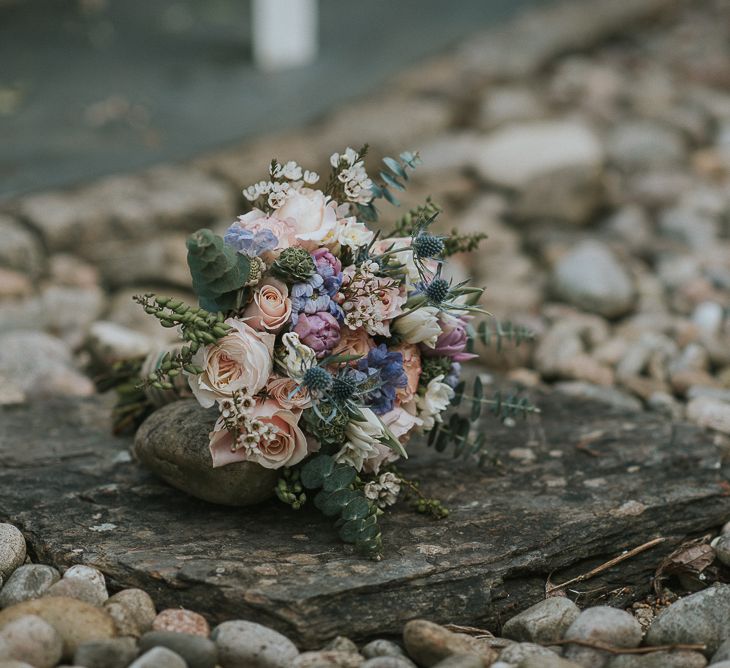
<box><xmin>0</xmin><ymin>526</ymin><xmax>25</xmax><ymax>582</ymax></box>
<box><xmin>139</xmin><ymin>631</ymin><xmax>217</xmax><ymax>668</ymax></box>
<box><xmin>607</xmin><ymin>650</ymin><xmax>707</xmax><ymax>667</ymax></box>
<box><xmin>564</xmin><ymin>607</ymin><xmax>642</xmax><ymax>668</ymax></box>
<box><xmin>212</xmin><ymin>620</ymin><xmax>299</xmax><ymax>668</ymax></box>
<box><xmin>500</xmin><ymin>642</ymin><xmax>558</xmax><ymax>663</ymax></box>
<box><xmin>361</xmin><ymin>640</ymin><xmax>407</xmax><ymax>659</ymax></box>
<box><xmin>134</xmin><ymin>400</ymin><xmax>278</xmax><ymax>506</ymax></box>
<box><xmin>503</xmin><ymin>597</ymin><xmax>580</xmax><ymax>644</ymax></box>
<box><xmin>73</xmin><ymin>637</ymin><xmax>138</xmax><ymax>668</ymax></box>
<box><xmin>0</xmin><ymin>565</ymin><xmax>60</xmax><ymax>609</ymax></box>
<box><xmin>128</xmin><ymin>647</ymin><xmax>186</xmax><ymax>668</ymax></box>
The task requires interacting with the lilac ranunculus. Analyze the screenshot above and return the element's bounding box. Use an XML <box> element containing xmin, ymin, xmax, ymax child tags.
<box><xmin>293</xmin><ymin>312</ymin><xmax>341</xmax><ymax>358</ymax></box>
<box><xmin>311</xmin><ymin>247</ymin><xmax>343</xmax><ymax>297</ymax></box>
<box><xmin>290</xmin><ymin>273</ymin><xmax>343</xmax><ymax>326</ymax></box>
<box><xmin>421</xmin><ymin>315</ymin><xmax>478</xmax><ymax>363</ymax></box>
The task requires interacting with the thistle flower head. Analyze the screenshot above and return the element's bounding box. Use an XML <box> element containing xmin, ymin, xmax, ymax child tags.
<box><xmin>413</xmin><ymin>234</ymin><xmax>444</xmax><ymax>259</ymax></box>
<box><xmin>425</xmin><ymin>278</ymin><xmax>450</xmax><ymax>305</ymax></box>
<box><xmin>302</xmin><ymin>366</ymin><xmax>333</xmax><ymax>393</ymax></box>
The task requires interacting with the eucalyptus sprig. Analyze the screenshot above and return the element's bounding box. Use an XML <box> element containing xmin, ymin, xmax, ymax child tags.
<box><xmin>133</xmin><ymin>294</ymin><xmax>231</xmax><ymax>389</ymax></box>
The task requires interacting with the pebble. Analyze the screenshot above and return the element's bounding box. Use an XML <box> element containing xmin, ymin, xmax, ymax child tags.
<box><xmin>139</xmin><ymin>631</ymin><xmax>217</xmax><ymax>668</ymax></box>
<box><xmin>551</xmin><ymin>241</ymin><xmax>636</xmax><ymax>318</ymax></box>
<box><xmin>502</xmin><ymin>597</ymin><xmax>581</xmax><ymax>644</ymax></box>
<box><xmin>606</xmin><ymin>650</ymin><xmax>707</xmax><ymax>667</ymax></box>
<box><xmin>0</xmin><ymin>615</ymin><xmax>63</xmax><ymax>668</ymax></box>
<box><xmin>0</xmin><ymin>565</ymin><xmax>60</xmax><ymax>608</ymax></box>
<box><xmin>361</xmin><ymin>639</ymin><xmax>408</xmax><ymax>659</ymax></box>
<box><xmin>292</xmin><ymin>650</ymin><xmax>364</xmax><ymax>667</ymax></box>
<box><xmin>46</xmin><ymin>565</ymin><xmax>108</xmax><ymax>607</ymax></box>
<box><xmin>499</xmin><ymin>642</ymin><xmax>558</xmax><ymax>663</ymax></box>
<box><xmin>712</xmin><ymin>535</ymin><xmax>730</xmax><ymax>567</ymax></box>
<box><xmin>687</xmin><ymin>397</ymin><xmax>730</xmax><ymax>434</ymax></box>
<box><xmin>402</xmin><ymin>620</ymin><xmax>496</xmax><ymax>667</ymax></box>
<box><xmin>474</xmin><ymin>120</ymin><xmax>603</xmax><ymax>188</ymax></box>
<box><xmin>645</xmin><ymin>584</ymin><xmax>730</xmax><ymax>655</ymax></box>
<box><xmin>105</xmin><ymin>588</ymin><xmax>156</xmax><ymax>636</ymax></box>
<box><xmin>0</xmin><ymin>526</ymin><xmax>25</xmax><ymax>581</ymax></box>
<box><xmin>128</xmin><ymin>646</ymin><xmax>187</xmax><ymax>668</ymax></box>
<box><xmin>212</xmin><ymin>620</ymin><xmax>299</xmax><ymax>668</ymax></box>
<box><xmin>693</xmin><ymin>301</ymin><xmax>725</xmax><ymax>336</ymax></box>
<box><xmin>0</xmin><ymin>662</ymin><xmax>35</xmax><ymax>668</ymax></box>
<box><xmin>86</xmin><ymin>321</ymin><xmax>154</xmax><ymax>366</ymax></box>
<box><xmin>431</xmin><ymin>656</ymin><xmax>484</xmax><ymax>668</ymax></box>
<box><xmin>73</xmin><ymin>637</ymin><xmax>139</xmax><ymax>668</ymax></box>
<box><xmin>713</xmin><ymin>638</ymin><xmax>730</xmax><ymax>663</ymax></box>
<box><xmin>606</xmin><ymin>120</ymin><xmax>686</xmax><ymax>170</ymax></box>
<box><xmin>519</xmin><ymin>656</ymin><xmax>582</xmax><ymax>668</ymax></box>
<box><xmin>324</xmin><ymin>636</ymin><xmax>360</xmax><ymax>654</ymax></box>
<box><xmin>563</xmin><ymin>606</ymin><xmax>642</xmax><ymax>668</ymax></box>
<box><xmin>152</xmin><ymin>608</ymin><xmax>210</xmax><ymax>637</ymax></box>
<box><xmin>362</xmin><ymin>658</ymin><xmax>416</xmax><ymax>668</ymax></box>
<box><xmin>0</xmin><ymin>596</ymin><xmax>116</xmax><ymax>659</ymax></box>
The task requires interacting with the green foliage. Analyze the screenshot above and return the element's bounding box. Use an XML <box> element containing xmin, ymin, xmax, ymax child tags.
<box><xmin>442</xmin><ymin>230</ymin><xmax>487</xmax><ymax>257</ymax></box>
<box><xmin>94</xmin><ymin>358</ymin><xmax>153</xmax><ymax>435</ymax></box>
<box><xmin>271</xmin><ymin>246</ymin><xmax>316</xmax><ymax>283</ymax></box>
<box><xmin>472</xmin><ymin>318</ymin><xmax>536</xmax><ymax>353</ymax></box>
<box><xmin>186</xmin><ymin>228</ymin><xmax>251</xmax><ymax>312</ymax></box>
<box><xmin>419</xmin><ymin>356</ymin><xmax>453</xmax><ymax>389</ymax></box>
<box><xmin>359</xmin><ymin>150</ymin><xmax>422</xmax><ymax>221</ymax></box>
<box><xmin>301</xmin><ymin>404</ymin><xmax>349</xmax><ymax>449</ymax></box>
<box><xmin>133</xmin><ymin>294</ymin><xmax>232</xmax><ymax>387</ymax></box>
<box><xmin>299</xmin><ymin>455</ymin><xmax>382</xmax><ymax>557</ymax></box>
<box><xmin>389</xmin><ymin>197</ymin><xmax>442</xmax><ymax>238</ymax></box>
<box><xmin>275</xmin><ymin>468</ymin><xmax>307</xmax><ymax>509</ymax></box>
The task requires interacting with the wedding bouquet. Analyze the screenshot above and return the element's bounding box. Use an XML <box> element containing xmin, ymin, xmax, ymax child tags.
<box><xmin>107</xmin><ymin>146</ymin><xmax>536</xmax><ymax>557</ymax></box>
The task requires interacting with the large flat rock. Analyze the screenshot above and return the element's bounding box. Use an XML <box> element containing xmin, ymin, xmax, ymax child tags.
<box><xmin>1</xmin><ymin>392</ymin><xmax>728</xmax><ymax>647</ymax></box>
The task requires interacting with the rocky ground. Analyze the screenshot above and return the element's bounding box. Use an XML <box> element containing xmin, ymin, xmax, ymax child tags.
<box><xmin>1</xmin><ymin>0</ymin><xmax>730</xmax><ymax>665</ymax></box>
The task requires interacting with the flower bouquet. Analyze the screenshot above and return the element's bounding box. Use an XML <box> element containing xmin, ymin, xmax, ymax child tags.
<box><xmin>105</xmin><ymin>146</ymin><xmax>537</xmax><ymax>557</ymax></box>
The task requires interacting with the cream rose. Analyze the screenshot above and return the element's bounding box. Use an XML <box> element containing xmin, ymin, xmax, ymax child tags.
<box><xmin>188</xmin><ymin>319</ymin><xmax>274</xmax><ymax>408</ymax></box>
<box><xmin>243</xmin><ymin>278</ymin><xmax>292</xmax><ymax>332</ymax></box>
<box><xmin>266</xmin><ymin>375</ymin><xmax>312</xmax><ymax>410</ymax></box>
<box><xmin>276</xmin><ymin>188</ymin><xmax>337</xmax><ymax>246</ymax></box>
<box><xmin>208</xmin><ymin>399</ymin><xmax>310</xmax><ymax>469</ymax></box>
<box><xmin>393</xmin><ymin>307</ymin><xmax>442</xmax><ymax>347</ymax></box>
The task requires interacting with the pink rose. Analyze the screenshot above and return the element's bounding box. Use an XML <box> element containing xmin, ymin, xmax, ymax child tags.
<box><xmin>243</xmin><ymin>278</ymin><xmax>292</xmax><ymax>332</ymax></box>
<box><xmin>266</xmin><ymin>375</ymin><xmax>312</xmax><ymax>410</ymax></box>
<box><xmin>293</xmin><ymin>312</ymin><xmax>341</xmax><ymax>358</ymax></box>
<box><xmin>393</xmin><ymin>344</ymin><xmax>421</xmax><ymax>404</ymax></box>
<box><xmin>337</xmin><ymin>327</ymin><xmax>375</xmax><ymax>361</ymax></box>
<box><xmin>209</xmin><ymin>399</ymin><xmax>312</xmax><ymax>469</ymax></box>
<box><xmin>187</xmin><ymin>319</ymin><xmax>274</xmax><ymax>408</ymax></box>
<box><xmin>276</xmin><ymin>189</ymin><xmax>337</xmax><ymax>248</ymax></box>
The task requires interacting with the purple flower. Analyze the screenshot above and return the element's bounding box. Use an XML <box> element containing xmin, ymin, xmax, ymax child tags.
<box><xmin>421</xmin><ymin>315</ymin><xmax>477</xmax><ymax>363</ymax></box>
<box><xmin>357</xmin><ymin>344</ymin><xmax>408</xmax><ymax>415</ymax></box>
<box><xmin>293</xmin><ymin>312</ymin><xmax>341</xmax><ymax>358</ymax></box>
<box><xmin>291</xmin><ymin>273</ymin><xmax>343</xmax><ymax>326</ymax></box>
<box><xmin>312</xmin><ymin>247</ymin><xmax>343</xmax><ymax>297</ymax></box>
<box><xmin>224</xmin><ymin>224</ymin><xmax>278</xmax><ymax>257</ymax></box>
<box><xmin>444</xmin><ymin>361</ymin><xmax>462</xmax><ymax>388</ymax></box>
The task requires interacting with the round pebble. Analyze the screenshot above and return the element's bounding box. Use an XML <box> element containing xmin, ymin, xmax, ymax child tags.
<box><xmin>0</xmin><ymin>596</ymin><xmax>116</xmax><ymax>659</ymax></box>
<box><xmin>106</xmin><ymin>589</ymin><xmax>156</xmax><ymax>635</ymax></box>
<box><xmin>403</xmin><ymin>620</ymin><xmax>496</xmax><ymax>667</ymax></box>
<box><xmin>502</xmin><ymin>597</ymin><xmax>580</xmax><ymax>644</ymax></box>
<box><xmin>0</xmin><ymin>614</ymin><xmax>63</xmax><ymax>668</ymax></box>
<box><xmin>213</xmin><ymin>620</ymin><xmax>299</xmax><ymax>668</ymax></box>
<box><xmin>564</xmin><ymin>606</ymin><xmax>642</xmax><ymax>667</ymax></box>
<box><xmin>362</xmin><ymin>640</ymin><xmax>407</xmax><ymax>659</ymax></box>
<box><xmin>431</xmin><ymin>656</ymin><xmax>484</xmax><ymax>668</ymax></box>
<box><xmin>103</xmin><ymin>601</ymin><xmax>141</xmax><ymax>638</ymax></box>
<box><xmin>153</xmin><ymin>608</ymin><xmax>210</xmax><ymax>637</ymax></box>
<box><xmin>362</xmin><ymin>658</ymin><xmax>417</xmax><ymax>668</ymax></box>
<box><xmin>0</xmin><ymin>661</ymin><xmax>35</xmax><ymax>668</ymax></box>
<box><xmin>59</xmin><ymin>565</ymin><xmax>108</xmax><ymax>606</ymax></box>
<box><xmin>139</xmin><ymin>631</ymin><xmax>217</xmax><ymax>668</ymax></box>
<box><xmin>324</xmin><ymin>636</ymin><xmax>360</xmax><ymax>654</ymax></box>
<box><xmin>0</xmin><ymin>526</ymin><xmax>25</xmax><ymax>581</ymax></box>
<box><xmin>45</xmin><ymin>578</ymin><xmax>105</xmax><ymax>608</ymax></box>
<box><xmin>292</xmin><ymin>650</ymin><xmax>364</xmax><ymax>667</ymax></box>
<box><xmin>129</xmin><ymin>646</ymin><xmax>187</xmax><ymax>668</ymax></box>
<box><xmin>73</xmin><ymin>637</ymin><xmax>138</xmax><ymax>668</ymax></box>
<box><xmin>0</xmin><ymin>565</ymin><xmax>60</xmax><ymax>609</ymax></box>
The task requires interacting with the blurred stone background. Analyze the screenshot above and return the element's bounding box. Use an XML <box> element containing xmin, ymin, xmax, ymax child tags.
<box><xmin>0</xmin><ymin>0</ymin><xmax>729</xmax><ymax>438</ymax></box>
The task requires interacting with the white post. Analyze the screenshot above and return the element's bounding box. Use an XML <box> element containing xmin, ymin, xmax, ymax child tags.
<box><xmin>252</xmin><ymin>0</ymin><xmax>318</xmax><ymax>71</ymax></box>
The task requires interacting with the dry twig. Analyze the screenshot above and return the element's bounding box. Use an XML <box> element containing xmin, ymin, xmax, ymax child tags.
<box><xmin>546</xmin><ymin>537</ymin><xmax>667</xmax><ymax>595</ymax></box>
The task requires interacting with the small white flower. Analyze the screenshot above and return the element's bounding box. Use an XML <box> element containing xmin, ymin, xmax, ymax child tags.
<box><xmin>303</xmin><ymin>170</ymin><xmax>319</xmax><ymax>184</ymax></box>
<box><xmin>335</xmin><ymin>408</ymin><xmax>386</xmax><ymax>472</ymax></box>
<box><xmin>393</xmin><ymin>307</ymin><xmax>442</xmax><ymax>347</ymax></box>
<box><xmin>416</xmin><ymin>374</ymin><xmax>455</xmax><ymax>430</ymax></box>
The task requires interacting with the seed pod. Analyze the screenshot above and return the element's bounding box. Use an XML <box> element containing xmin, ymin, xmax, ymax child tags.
<box><xmin>183</xmin><ymin>364</ymin><xmax>199</xmax><ymax>375</ymax></box>
<box><xmin>155</xmin><ymin>296</ymin><xmax>171</xmax><ymax>306</ymax></box>
<box><xmin>167</xmin><ymin>369</ymin><xmax>180</xmax><ymax>377</ymax></box>
<box><xmin>167</xmin><ymin>299</ymin><xmax>182</xmax><ymax>310</ymax></box>
<box><xmin>212</xmin><ymin>326</ymin><xmax>230</xmax><ymax>338</ymax></box>
<box><xmin>159</xmin><ymin>319</ymin><xmax>177</xmax><ymax>328</ymax></box>
<box><xmin>144</xmin><ymin>306</ymin><xmax>157</xmax><ymax>315</ymax></box>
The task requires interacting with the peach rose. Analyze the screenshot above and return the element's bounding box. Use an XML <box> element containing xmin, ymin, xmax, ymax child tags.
<box><xmin>337</xmin><ymin>327</ymin><xmax>375</xmax><ymax>361</ymax></box>
<box><xmin>188</xmin><ymin>319</ymin><xmax>274</xmax><ymax>408</ymax></box>
<box><xmin>209</xmin><ymin>399</ymin><xmax>311</xmax><ymax>469</ymax></box>
<box><xmin>276</xmin><ymin>188</ymin><xmax>337</xmax><ymax>247</ymax></box>
<box><xmin>243</xmin><ymin>278</ymin><xmax>292</xmax><ymax>332</ymax></box>
<box><xmin>394</xmin><ymin>344</ymin><xmax>421</xmax><ymax>403</ymax></box>
<box><xmin>266</xmin><ymin>375</ymin><xmax>312</xmax><ymax>410</ymax></box>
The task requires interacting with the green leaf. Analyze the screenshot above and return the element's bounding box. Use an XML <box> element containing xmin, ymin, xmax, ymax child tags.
<box><xmin>315</xmin><ymin>488</ymin><xmax>357</xmax><ymax>517</ymax></box>
<box><xmin>382</xmin><ymin>156</ymin><xmax>407</xmax><ymax>179</ymax></box>
<box><xmin>322</xmin><ymin>464</ymin><xmax>357</xmax><ymax>492</ymax></box>
<box><xmin>451</xmin><ymin>381</ymin><xmax>465</xmax><ymax>408</ymax></box>
<box><xmin>187</xmin><ymin>229</ymin><xmax>250</xmax><ymax>306</ymax></box>
<box><xmin>471</xmin><ymin>376</ymin><xmax>483</xmax><ymax>422</ymax></box>
<box><xmin>380</xmin><ymin>171</ymin><xmax>406</xmax><ymax>192</ymax></box>
<box><xmin>338</xmin><ymin>518</ymin><xmax>365</xmax><ymax>543</ymax></box>
<box><xmin>300</xmin><ymin>454</ymin><xmax>335</xmax><ymax>489</ymax></box>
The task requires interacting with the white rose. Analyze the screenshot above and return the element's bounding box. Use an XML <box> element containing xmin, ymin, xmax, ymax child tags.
<box><xmin>188</xmin><ymin>319</ymin><xmax>274</xmax><ymax>408</ymax></box>
<box><xmin>335</xmin><ymin>217</ymin><xmax>374</xmax><ymax>250</ymax></box>
<box><xmin>416</xmin><ymin>374</ymin><xmax>455</xmax><ymax>430</ymax></box>
<box><xmin>393</xmin><ymin>307</ymin><xmax>442</xmax><ymax>347</ymax></box>
<box><xmin>276</xmin><ymin>188</ymin><xmax>337</xmax><ymax>246</ymax></box>
<box><xmin>381</xmin><ymin>405</ymin><xmax>422</xmax><ymax>441</ymax></box>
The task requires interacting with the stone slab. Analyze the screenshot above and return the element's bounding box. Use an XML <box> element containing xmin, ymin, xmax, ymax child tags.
<box><xmin>1</xmin><ymin>392</ymin><xmax>728</xmax><ymax>648</ymax></box>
